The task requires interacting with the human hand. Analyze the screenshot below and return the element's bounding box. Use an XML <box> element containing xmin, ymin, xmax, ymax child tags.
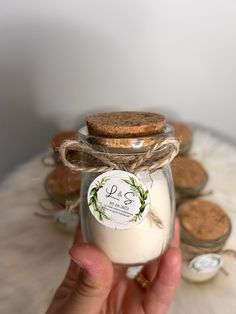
<box><xmin>46</xmin><ymin>220</ymin><xmax>182</xmax><ymax>314</ymax></box>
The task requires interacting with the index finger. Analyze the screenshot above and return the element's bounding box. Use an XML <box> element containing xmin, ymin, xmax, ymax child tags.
<box><xmin>142</xmin><ymin>247</ymin><xmax>182</xmax><ymax>314</ymax></box>
<box><xmin>141</xmin><ymin>218</ymin><xmax>180</xmax><ymax>283</ymax></box>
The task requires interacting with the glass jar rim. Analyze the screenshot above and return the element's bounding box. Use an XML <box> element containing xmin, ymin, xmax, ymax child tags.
<box><xmin>180</xmin><ymin>219</ymin><xmax>232</xmax><ymax>249</ymax></box>
<box><xmin>78</xmin><ymin>123</ymin><xmax>174</xmax><ymax>151</ymax></box>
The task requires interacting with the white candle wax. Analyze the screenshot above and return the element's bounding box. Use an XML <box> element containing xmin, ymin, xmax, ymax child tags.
<box><xmin>80</xmin><ymin>169</ymin><xmax>173</xmax><ymax>265</ymax></box>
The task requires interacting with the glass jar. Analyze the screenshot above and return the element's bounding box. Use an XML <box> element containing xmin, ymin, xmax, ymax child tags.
<box><xmin>179</xmin><ymin>199</ymin><xmax>231</xmax><ymax>282</ymax></box>
<box><xmin>79</xmin><ymin>123</ymin><xmax>176</xmax><ymax>266</ymax></box>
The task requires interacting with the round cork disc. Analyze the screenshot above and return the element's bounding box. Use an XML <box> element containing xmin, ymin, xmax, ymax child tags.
<box><xmin>171</xmin><ymin>157</ymin><xmax>208</xmax><ymax>195</ymax></box>
<box><xmin>86</xmin><ymin>111</ymin><xmax>166</xmax><ymax>138</ymax></box>
<box><xmin>171</xmin><ymin>122</ymin><xmax>192</xmax><ymax>154</ymax></box>
<box><xmin>51</xmin><ymin>131</ymin><xmax>78</xmax><ymax>152</ymax></box>
<box><xmin>45</xmin><ymin>165</ymin><xmax>81</xmax><ymax>196</ymax></box>
<box><xmin>179</xmin><ymin>199</ymin><xmax>231</xmax><ymax>241</ymax></box>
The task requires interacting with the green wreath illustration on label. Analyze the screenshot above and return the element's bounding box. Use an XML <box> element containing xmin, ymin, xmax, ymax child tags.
<box><xmin>87</xmin><ymin>170</ymin><xmax>151</xmax><ymax>229</ymax></box>
<box><xmin>189</xmin><ymin>254</ymin><xmax>222</xmax><ymax>273</ymax></box>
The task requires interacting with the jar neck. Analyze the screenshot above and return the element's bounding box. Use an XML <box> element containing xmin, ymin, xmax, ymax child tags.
<box><xmin>180</xmin><ymin>223</ymin><xmax>231</xmax><ymax>250</ymax></box>
<box><xmin>78</xmin><ymin>124</ymin><xmax>174</xmax><ymax>154</ymax></box>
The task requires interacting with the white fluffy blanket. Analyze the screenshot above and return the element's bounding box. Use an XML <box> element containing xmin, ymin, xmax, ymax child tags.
<box><xmin>1</xmin><ymin>129</ymin><xmax>236</xmax><ymax>314</ymax></box>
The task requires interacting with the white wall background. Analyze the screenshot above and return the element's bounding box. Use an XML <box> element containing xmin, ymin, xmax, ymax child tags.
<box><xmin>0</xmin><ymin>0</ymin><xmax>236</xmax><ymax>179</ymax></box>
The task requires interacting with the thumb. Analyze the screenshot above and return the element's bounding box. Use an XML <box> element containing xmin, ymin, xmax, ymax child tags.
<box><xmin>66</xmin><ymin>243</ymin><xmax>113</xmax><ymax>314</ymax></box>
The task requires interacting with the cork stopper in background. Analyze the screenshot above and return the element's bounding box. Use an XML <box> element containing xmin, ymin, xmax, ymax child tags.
<box><xmin>171</xmin><ymin>122</ymin><xmax>192</xmax><ymax>155</ymax></box>
<box><xmin>51</xmin><ymin>131</ymin><xmax>78</xmax><ymax>152</ymax></box>
<box><xmin>46</xmin><ymin>164</ymin><xmax>81</xmax><ymax>196</ymax></box>
<box><xmin>179</xmin><ymin>199</ymin><xmax>231</xmax><ymax>241</ymax></box>
<box><xmin>171</xmin><ymin>157</ymin><xmax>208</xmax><ymax>196</ymax></box>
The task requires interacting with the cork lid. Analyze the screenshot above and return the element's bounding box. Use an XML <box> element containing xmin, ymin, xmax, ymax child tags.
<box><xmin>171</xmin><ymin>122</ymin><xmax>192</xmax><ymax>154</ymax></box>
<box><xmin>46</xmin><ymin>165</ymin><xmax>81</xmax><ymax>195</ymax></box>
<box><xmin>51</xmin><ymin>131</ymin><xmax>78</xmax><ymax>152</ymax></box>
<box><xmin>86</xmin><ymin>111</ymin><xmax>166</xmax><ymax>138</ymax></box>
<box><xmin>179</xmin><ymin>199</ymin><xmax>231</xmax><ymax>241</ymax></box>
<box><xmin>171</xmin><ymin>157</ymin><xmax>208</xmax><ymax>190</ymax></box>
<box><xmin>84</xmin><ymin>111</ymin><xmax>167</xmax><ymax>149</ymax></box>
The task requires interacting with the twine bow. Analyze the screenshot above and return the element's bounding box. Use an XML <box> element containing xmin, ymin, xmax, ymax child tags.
<box><xmin>181</xmin><ymin>242</ymin><xmax>236</xmax><ymax>276</ymax></box>
<box><xmin>59</xmin><ymin>136</ymin><xmax>180</xmax><ymax>173</ymax></box>
<box><xmin>181</xmin><ymin>242</ymin><xmax>236</xmax><ymax>262</ymax></box>
<box><xmin>59</xmin><ymin>136</ymin><xmax>180</xmax><ymax>227</ymax></box>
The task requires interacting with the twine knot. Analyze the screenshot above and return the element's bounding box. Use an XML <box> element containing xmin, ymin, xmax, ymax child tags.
<box><xmin>59</xmin><ymin>136</ymin><xmax>180</xmax><ymax>174</ymax></box>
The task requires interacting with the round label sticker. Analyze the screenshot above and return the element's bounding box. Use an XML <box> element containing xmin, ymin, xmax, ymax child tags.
<box><xmin>189</xmin><ymin>254</ymin><xmax>222</xmax><ymax>273</ymax></box>
<box><xmin>87</xmin><ymin>170</ymin><xmax>150</xmax><ymax>229</ymax></box>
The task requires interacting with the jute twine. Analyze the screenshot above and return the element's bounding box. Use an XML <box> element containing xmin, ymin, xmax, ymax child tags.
<box><xmin>59</xmin><ymin>136</ymin><xmax>180</xmax><ymax>227</ymax></box>
<box><xmin>181</xmin><ymin>242</ymin><xmax>236</xmax><ymax>262</ymax></box>
<box><xmin>181</xmin><ymin>242</ymin><xmax>236</xmax><ymax>276</ymax></box>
